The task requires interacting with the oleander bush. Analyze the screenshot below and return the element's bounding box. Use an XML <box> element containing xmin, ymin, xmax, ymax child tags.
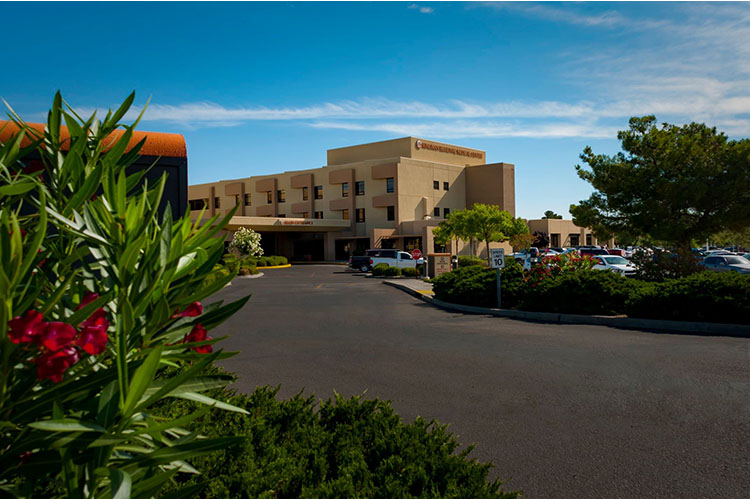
<box><xmin>238</xmin><ymin>265</ymin><xmax>258</xmax><ymax>276</ymax></box>
<box><xmin>0</xmin><ymin>92</ymin><xmax>250</xmax><ymax>497</ymax></box>
<box><xmin>152</xmin><ymin>367</ymin><xmax>518</xmax><ymax>499</ymax></box>
<box><xmin>626</xmin><ymin>271</ymin><xmax>750</xmax><ymax>324</ymax></box>
<box><xmin>371</xmin><ymin>263</ymin><xmax>390</xmax><ymax>276</ymax></box>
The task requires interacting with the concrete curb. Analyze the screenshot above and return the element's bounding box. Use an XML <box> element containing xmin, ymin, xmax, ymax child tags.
<box><xmin>235</xmin><ymin>272</ymin><xmax>265</xmax><ymax>279</ymax></box>
<box><xmin>382</xmin><ymin>281</ymin><xmax>750</xmax><ymax>337</ymax></box>
<box><xmin>256</xmin><ymin>264</ymin><xmax>291</xmax><ymax>270</ymax></box>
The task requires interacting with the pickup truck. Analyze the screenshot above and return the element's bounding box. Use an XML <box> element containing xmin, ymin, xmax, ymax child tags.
<box><xmin>511</xmin><ymin>247</ymin><xmax>541</xmax><ymax>270</ymax></box>
<box><xmin>349</xmin><ymin>249</ymin><xmax>419</xmax><ymax>272</ymax></box>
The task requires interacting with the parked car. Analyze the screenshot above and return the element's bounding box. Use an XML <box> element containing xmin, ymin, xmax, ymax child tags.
<box><xmin>592</xmin><ymin>255</ymin><xmax>637</xmax><ymax>276</ymax></box>
<box><xmin>702</xmin><ymin>255</ymin><xmax>750</xmax><ymax>274</ymax></box>
<box><xmin>578</xmin><ymin>247</ymin><xmax>610</xmax><ymax>257</ymax></box>
<box><xmin>549</xmin><ymin>247</ymin><xmax>565</xmax><ymax>253</ymax></box>
<box><xmin>743</xmin><ymin>253</ymin><xmax>750</xmax><ymax>260</ymax></box>
<box><xmin>512</xmin><ymin>247</ymin><xmax>541</xmax><ymax>270</ymax></box>
<box><xmin>607</xmin><ymin>248</ymin><xmax>626</xmax><ymax>256</ymax></box>
<box><xmin>349</xmin><ymin>249</ymin><xmax>419</xmax><ymax>272</ymax></box>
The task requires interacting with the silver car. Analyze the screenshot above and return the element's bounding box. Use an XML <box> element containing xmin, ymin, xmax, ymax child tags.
<box><xmin>702</xmin><ymin>255</ymin><xmax>750</xmax><ymax>274</ymax></box>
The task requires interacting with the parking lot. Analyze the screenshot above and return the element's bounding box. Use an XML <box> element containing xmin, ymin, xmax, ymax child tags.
<box><xmin>211</xmin><ymin>265</ymin><xmax>750</xmax><ymax>498</ymax></box>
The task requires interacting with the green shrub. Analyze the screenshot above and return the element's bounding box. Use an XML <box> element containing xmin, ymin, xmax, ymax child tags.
<box><xmin>272</xmin><ymin>255</ymin><xmax>289</xmax><ymax>265</ymax></box>
<box><xmin>238</xmin><ymin>265</ymin><xmax>258</xmax><ymax>276</ymax></box>
<box><xmin>522</xmin><ymin>269</ymin><xmax>636</xmax><ymax>315</ymax></box>
<box><xmin>432</xmin><ymin>266</ymin><xmax>497</xmax><ymax>308</ymax></box>
<box><xmin>626</xmin><ymin>271</ymin><xmax>750</xmax><ymax>324</ymax></box>
<box><xmin>458</xmin><ymin>255</ymin><xmax>487</xmax><ymax>267</ymax></box>
<box><xmin>154</xmin><ymin>369</ymin><xmax>518</xmax><ymax>499</ymax></box>
<box><xmin>254</xmin><ymin>256</ymin><xmax>288</xmax><ymax>267</ymax></box>
<box><xmin>401</xmin><ymin>267</ymin><xmax>418</xmax><ymax>277</ymax></box>
<box><xmin>383</xmin><ymin>266</ymin><xmax>402</xmax><ymax>277</ymax></box>
<box><xmin>372</xmin><ymin>263</ymin><xmax>390</xmax><ymax>276</ymax></box>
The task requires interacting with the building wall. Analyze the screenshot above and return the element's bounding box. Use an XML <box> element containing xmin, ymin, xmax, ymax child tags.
<box><xmin>188</xmin><ymin>136</ymin><xmax>516</xmax><ymax>260</ymax></box>
<box><xmin>526</xmin><ymin>219</ymin><xmax>613</xmax><ymax>247</ymax></box>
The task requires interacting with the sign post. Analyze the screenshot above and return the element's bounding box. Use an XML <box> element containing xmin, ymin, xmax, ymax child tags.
<box><xmin>490</xmin><ymin>248</ymin><xmax>505</xmax><ymax>309</ymax></box>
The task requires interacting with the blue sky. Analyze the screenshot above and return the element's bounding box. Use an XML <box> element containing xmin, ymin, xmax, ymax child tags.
<box><xmin>3</xmin><ymin>2</ymin><xmax>749</xmax><ymax>219</ymax></box>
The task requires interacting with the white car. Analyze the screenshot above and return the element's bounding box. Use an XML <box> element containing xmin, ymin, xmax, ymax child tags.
<box><xmin>593</xmin><ymin>255</ymin><xmax>637</xmax><ymax>277</ymax></box>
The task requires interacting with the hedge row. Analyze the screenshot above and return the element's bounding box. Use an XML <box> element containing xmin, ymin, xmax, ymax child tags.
<box><xmin>153</xmin><ymin>368</ymin><xmax>518</xmax><ymax>498</ymax></box>
<box><xmin>431</xmin><ymin>264</ymin><xmax>750</xmax><ymax>324</ymax></box>
<box><xmin>372</xmin><ymin>264</ymin><xmax>421</xmax><ymax>277</ymax></box>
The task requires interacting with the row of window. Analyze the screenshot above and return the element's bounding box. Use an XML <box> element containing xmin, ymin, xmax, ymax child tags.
<box><xmin>190</xmin><ymin>177</ymin><xmax>396</xmax><ymax>210</ymax></box>
<box><xmin>433</xmin><ymin>207</ymin><xmax>450</xmax><ymax>218</ymax></box>
<box><xmin>433</xmin><ymin>181</ymin><xmax>450</xmax><ymax>191</ymax></box>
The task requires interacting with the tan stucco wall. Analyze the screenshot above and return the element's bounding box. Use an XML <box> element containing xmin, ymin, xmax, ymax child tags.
<box><xmin>188</xmin><ymin>136</ymin><xmax>517</xmax><ymax>259</ymax></box>
<box><xmin>526</xmin><ymin>219</ymin><xmax>614</xmax><ymax>247</ymax></box>
<box><xmin>465</xmin><ymin>162</ymin><xmax>515</xmax><ymax>216</ymax></box>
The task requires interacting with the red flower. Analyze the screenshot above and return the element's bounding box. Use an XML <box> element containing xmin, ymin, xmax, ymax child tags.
<box><xmin>173</xmin><ymin>301</ymin><xmax>203</xmax><ymax>318</ymax></box>
<box><xmin>76</xmin><ymin>315</ymin><xmax>109</xmax><ymax>355</ymax></box>
<box><xmin>8</xmin><ymin>310</ymin><xmax>46</xmax><ymax>344</ymax></box>
<box><xmin>39</xmin><ymin>322</ymin><xmax>77</xmax><ymax>351</ymax></box>
<box><xmin>183</xmin><ymin>323</ymin><xmax>213</xmax><ymax>354</ymax></box>
<box><xmin>35</xmin><ymin>347</ymin><xmax>80</xmax><ymax>383</ymax></box>
<box><xmin>78</xmin><ymin>292</ymin><xmax>100</xmax><ymax>309</ymax></box>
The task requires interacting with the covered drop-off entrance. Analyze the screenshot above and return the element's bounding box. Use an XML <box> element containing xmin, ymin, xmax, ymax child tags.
<box><xmin>225</xmin><ymin>216</ymin><xmax>351</xmax><ymax>262</ymax></box>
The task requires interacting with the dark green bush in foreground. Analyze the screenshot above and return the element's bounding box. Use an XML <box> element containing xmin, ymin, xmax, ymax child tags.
<box><xmin>383</xmin><ymin>265</ymin><xmax>402</xmax><ymax>277</ymax></box>
<box><xmin>401</xmin><ymin>267</ymin><xmax>419</xmax><ymax>277</ymax></box>
<box><xmin>432</xmin><ymin>266</ymin><xmax>750</xmax><ymax>324</ymax></box>
<box><xmin>154</xmin><ymin>371</ymin><xmax>517</xmax><ymax>499</ymax></box>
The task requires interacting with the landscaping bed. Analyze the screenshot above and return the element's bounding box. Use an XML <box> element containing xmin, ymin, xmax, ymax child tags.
<box><xmin>430</xmin><ymin>264</ymin><xmax>750</xmax><ymax>325</ymax></box>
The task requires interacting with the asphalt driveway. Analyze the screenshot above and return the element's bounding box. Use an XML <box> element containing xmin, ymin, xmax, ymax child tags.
<box><xmin>210</xmin><ymin>265</ymin><xmax>750</xmax><ymax>498</ymax></box>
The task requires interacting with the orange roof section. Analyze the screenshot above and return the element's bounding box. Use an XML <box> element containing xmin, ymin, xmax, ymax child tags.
<box><xmin>0</xmin><ymin>120</ymin><xmax>186</xmax><ymax>158</ymax></box>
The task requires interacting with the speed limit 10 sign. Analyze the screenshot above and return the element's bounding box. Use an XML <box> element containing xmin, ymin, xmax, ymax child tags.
<box><xmin>490</xmin><ymin>248</ymin><xmax>505</xmax><ymax>269</ymax></box>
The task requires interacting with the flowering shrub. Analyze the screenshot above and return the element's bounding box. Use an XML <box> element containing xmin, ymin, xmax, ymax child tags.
<box><xmin>526</xmin><ymin>252</ymin><xmax>598</xmax><ymax>288</ymax></box>
<box><xmin>0</xmin><ymin>93</ymin><xmax>249</xmax><ymax>497</ymax></box>
<box><xmin>228</xmin><ymin>227</ymin><xmax>263</xmax><ymax>257</ymax></box>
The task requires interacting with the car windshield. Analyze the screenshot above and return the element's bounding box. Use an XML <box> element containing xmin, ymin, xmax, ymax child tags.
<box><xmin>726</xmin><ymin>256</ymin><xmax>750</xmax><ymax>265</ymax></box>
<box><xmin>602</xmin><ymin>256</ymin><xmax>629</xmax><ymax>265</ymax></box>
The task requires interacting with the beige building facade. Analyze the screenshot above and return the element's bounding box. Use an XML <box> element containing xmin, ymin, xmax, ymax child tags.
<box><xmin>189</xmin><ymin>137</ymin><xmax>515</xmax><ymax>261</ymax></box>
<box><xmin>526</xmin><ymin>218</ymin><xmax>614</xmax><ymax>248</ymax></box>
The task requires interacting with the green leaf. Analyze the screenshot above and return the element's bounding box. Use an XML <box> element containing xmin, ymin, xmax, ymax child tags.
<box><xmin>0</xmin><ymin>181</ymin><xmax>36</xmax><ymax>196</ymax></box>
<box><xmin>171</xmin><ymin>391</ymin><xmax>249</xmax><ymax>414</ymax></box>
<box><xmin>28</xmin><ymin>419</ymin><xmax>105</xmax><ymax>433</ymax></box>
<box><xmin>120</xmin><ymin>437</ymin><xmax>243</xmax><ymax>470</ymax></box>
<box><xmin>110</xmin><ymin>468</ymin><xmax>132</xmax><ymax>499</ymax></box>
<box><xmin>121</xmin><ymin>345</ymin><xmax>163</xmax><ymax>418</ymax></box>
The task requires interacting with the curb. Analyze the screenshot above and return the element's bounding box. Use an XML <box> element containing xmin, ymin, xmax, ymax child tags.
<box><xmin>255</xmin><ymin>264</ymin><xmax>292</xmax><ymax>270</ymax></box>
<box><xmin>382</xmin><ymin>281</ymin><xmax>750</xmax><ymax>338</ymax></box>
<box><xmin>235</xmin><ymin>272</ymin><xmax>265</xmax><ymax>279</ymax></box>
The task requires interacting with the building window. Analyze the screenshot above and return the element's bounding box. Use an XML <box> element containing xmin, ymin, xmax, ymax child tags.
<box><xmin>302</xmin><ymin>212</ymin><xmax>309</xmax><ymax>218</ymax></box>
<box><xmin>356</xmin><ymin>208</ymin><xmax>365</xmax><ymax>223</ymax></box>
<box><xmin>569</xmin><ymin>234</ymin><xmax>580</xmax><ymax>246</ymax></box>
<box><xmin>342</xmin><ymin>209</ymin><xmax>349</xmax><ymax>220</ymax></box>
<box><xmin>355</xmin><ymin>181</ymin><xmax>365</xmax><ymax>196</ymax></box>
<box><xmin>314</xmin><ymin>185</ymin><xmax>323</xmax><ymax>199</ymax></box>
<box><xmin>433</xmin><ymin>180</ymin><xmax>440</xmax><ymax>190</ymax></box>
<box><xmin>277</xmin><ymin>189</ymin><xmax>285</xmax><ymax>203</ymax></box>
<box><xmin>278</xmin><ymin>214</ymin><xmax>285</xmax><ymax>218</ymax></box>
<box><xmin>386</xmin><ymin>177</ymin><xmax>394</xmax><ymax>193</ymax></box>
<box><xmin>244</xmin><ymin>193</ymin><xmax>251</xmax><ymax>206</ymax></box>
<box><xmin>443</xmin><ymin>207</ymin><xmax>450</xmax><ymax>218</ymax></box>
<box><xmin>234</xmin><ymin>194</ymin><xmax>240</xmax><ymax>206</ymax></box>
<box><xmin>433</xmin><ymin>207</ymin><xmax>440</xmax><ymax>217</ymax></box>
<box><xmin>189</xmin><ymin>199</ymin><xmax>207</xmax><ymax>211</ymax></box>
<box><xmin>551</xmin><ymin>233</ymin><xmax>560</xmax><ymax>247</ymax></box>
<box><xmin>314</xmin><ymin>211</ymin><xmax>323</xmax><ymax>219</ymax></box>
<box><xmin>266</xmin><ymin>191</ymin><xmax>272</xmax><ymax>204</ymax></box>
<box><xmin>342</xmin><ymin>182</ymin><xmax>349</xmax><ymax>198</ymax></box>
<box><xmin>302</xmin><ymin>186</ymin><xmax>309</xmax><ymax>201</ymax></box>
<box><xmin>387</xmin><ymin>205</ymin><xmax>395</xmax><ymax>221</ymax></box>
<box><xmin>586</xmin><ymin>234</ymin><xmax>593</xmax><ymax>246</ymax></box>
<box><xmin>214</xmin><ymin>197</ymin><xmax>221</xmax><ymax>209</ymax></box>
<box><xmin>443</xmin><ymin>181</ymin><xmax>449</xmax><ymax>191</ymax></box>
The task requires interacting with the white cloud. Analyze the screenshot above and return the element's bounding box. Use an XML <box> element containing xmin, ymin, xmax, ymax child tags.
<box><xmin>408</xmin><ymin>3</ymin><xmax>433</xmax><ymax>14</ymax></box>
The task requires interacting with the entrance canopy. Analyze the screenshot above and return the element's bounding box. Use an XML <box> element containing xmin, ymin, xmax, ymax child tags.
<box><xmin>225</xmin><ymin>216</ymin><xmax>350</xmax><ymax>233</ymax></box>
